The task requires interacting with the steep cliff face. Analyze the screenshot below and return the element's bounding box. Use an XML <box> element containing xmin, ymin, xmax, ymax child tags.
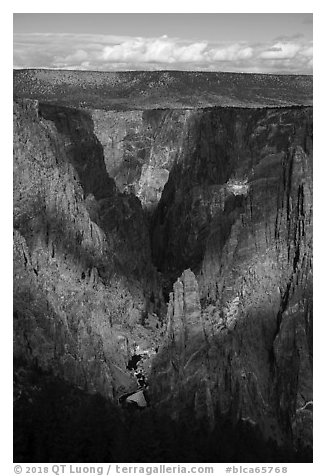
<box><xmin>13</xmin><ymin>99</ymin><xmax>164</xmax><ymax>399</ymax></box>
<box><xmin>150</xmin><ymin>107</ymin><xmax>313</xmax><ymax>457</ymax></box>
<box><xmin>151</xmin><ymin>107</ymin><xmax>312</xmax><ymax>287</ymax></box>
<box><xmin>90</xmin><ymin>108</ymin><xmax>193</xmax><ymax>211</ymax></box>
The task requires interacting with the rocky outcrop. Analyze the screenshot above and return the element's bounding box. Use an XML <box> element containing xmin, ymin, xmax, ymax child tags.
<box><xmin>165</xmin><ymin>269</ymin><xmax>204</xmax><ymax>372</ymax></box>
<box><xmin>150</xmin><ymin>270</ymin><xmax>213</xmax><ymax>422</ymax></box>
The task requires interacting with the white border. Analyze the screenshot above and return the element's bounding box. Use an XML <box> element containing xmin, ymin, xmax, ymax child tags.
<box><xmin>3</xmin><ymin>3</ymin><xmax>323</xmax><ymax>474</ymax></box>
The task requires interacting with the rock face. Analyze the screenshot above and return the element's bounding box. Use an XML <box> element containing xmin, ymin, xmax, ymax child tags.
<box><xmin>151</xmin><ymin>107</ymin><xmax>312</xmax><ymax>288</ymax></box>
<box><xmin>151</xmin><ymin>270</ymin><xmax>212</xmax><ymax>420</ymax></box>
<box><xmin>165</xmin><ymin>269</ymin><xmax>204</xmax><ymax>362</ymax></box>
<box><xmin>150</xmin><ymin>107</ymin><xmax>313</xmax><ymax>457</ymax></box>
<box><xmin>13</xmin><ymin>87</ymin><xmax>313</xmax><ymax>461</ymax></box>
<box><xmin>13</xmin><ymin>99</ymin><xmax>164</xmax><ymax>399</ymax></box>
<box><xmin>91</xmin><ymin>108</ymin><xmax>192</xmax><ymax>211</ymax></box>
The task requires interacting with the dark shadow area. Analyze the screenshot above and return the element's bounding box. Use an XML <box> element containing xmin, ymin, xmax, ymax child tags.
<box><xmin>14</xmin><ymin>361</ymin><xmax>312</xmax><ymax>463</ymax></box>
<box><xmin>38</xmin><ymin>103</ymin><xmax>116</xmax><ymax>201</ymax></box>
<box><xmin>127</xmin><ymin>354</ymin><xmax>142</xmax><ymax>371</ymax></box>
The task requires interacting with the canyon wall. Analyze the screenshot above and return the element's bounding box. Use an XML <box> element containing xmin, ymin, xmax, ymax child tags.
<box><xmin>13</xmin><ymin>98</ymin><xmax>312</xmax><ymax>461</ymax></box>
<box><xmin>91</xmin><ymin>108</ymin><xmax>193</xmax><ymax>211</ymax></box>
<box><xmin>149</xmin><ymin>107</ymin><xmax>313</xmax><ymax>456</ymax></box>
<box><xmin>13</xmin><ymin>99</ymin><xmax>163</xmax><ymax>399</ymax></box>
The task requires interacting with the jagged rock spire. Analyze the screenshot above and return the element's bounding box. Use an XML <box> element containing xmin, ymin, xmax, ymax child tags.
<box><xmin>167</xmin><ymin>269</ymin><xmax>202</xmax><ymax>346</ymax></box>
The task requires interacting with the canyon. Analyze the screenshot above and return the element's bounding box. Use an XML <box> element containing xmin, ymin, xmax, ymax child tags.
<box><xmin>13</xmin><ymin>70</ymin><xmax>312</xmax><ymax>462</ymax></box>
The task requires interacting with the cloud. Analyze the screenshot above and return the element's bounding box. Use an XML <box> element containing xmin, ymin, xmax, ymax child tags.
<box><xmin>273</xmin><ymin>33</ymin><xmax>305</xmax><ymax>42</ymax></box>
<box><xmin>13</xmin><ymin>33</ymin><xmax>313</xmax><ymax>74</ymax></box>
<box><xmin>98</xmin><ymin>36</ymin><xmax>208</xmax><ymax>64</ymax></box>
<box><xmin>260</xmin><ymin>43</ymin><xmax>301</xmax><ymax>59</ymax></box>
<box><xmin>208</xmin><ymin>44</ymin><xmax>253</xmax><ymax>61</ymax></box>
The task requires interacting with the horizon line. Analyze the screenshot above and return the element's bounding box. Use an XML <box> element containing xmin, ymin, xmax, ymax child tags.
<box><xmin>13</xmin><ymin>67</ymin><xmax>313</xmax><ymax>77</ymax></box>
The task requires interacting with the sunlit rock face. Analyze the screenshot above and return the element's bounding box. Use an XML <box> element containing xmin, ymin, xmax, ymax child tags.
<box><xmin>91</xmin><ymin>109</ymin><xmax>193</xmax><ymax>212</ymax></box>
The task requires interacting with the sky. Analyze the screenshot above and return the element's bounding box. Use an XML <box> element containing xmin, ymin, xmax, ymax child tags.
<box><xmin>13</xmin><ymin>13</ymin><xmax>313</xmax><ymax>74</ymax></box>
